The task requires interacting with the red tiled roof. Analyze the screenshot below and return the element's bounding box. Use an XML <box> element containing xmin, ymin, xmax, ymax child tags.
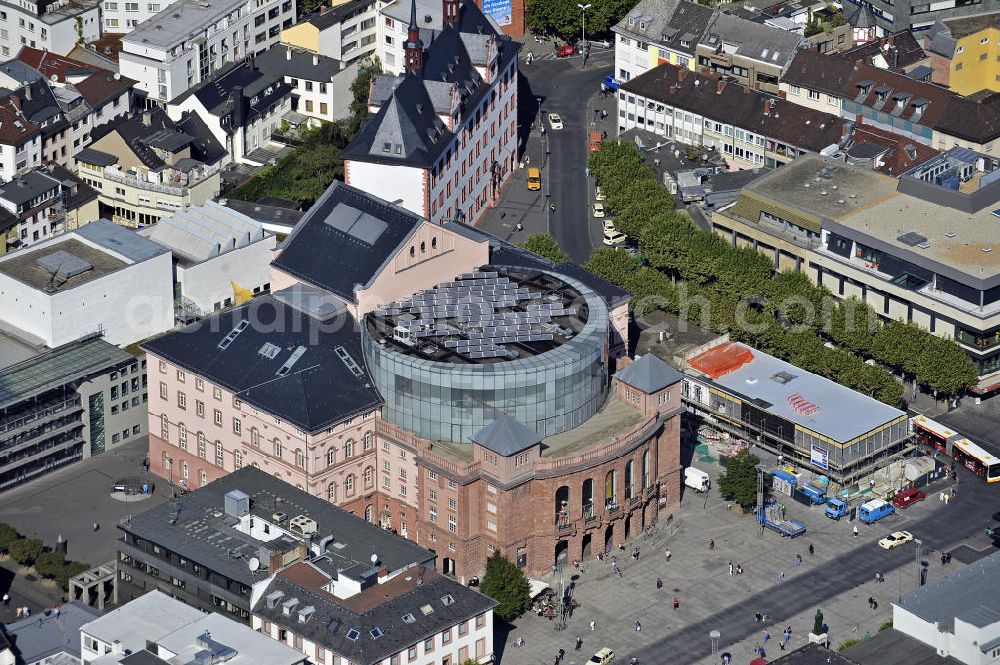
<box><xmin>845</xmin><ymin>124</ymin><xmax>939</xmax><ymax>175</ymax></box>
<box><xmin>0</xmin><ymin>95</ymin><xmax>40</xmax><ymax>144</ymax></box>
<box><xmin>16</xmin><ymin>47</ymin><xmax>99</xmax><ymax>82</ymax></box>
<box><xmin>73</xmin><ymin>70</ymin><xmax>136</xmax><ymax>107</ymax></box>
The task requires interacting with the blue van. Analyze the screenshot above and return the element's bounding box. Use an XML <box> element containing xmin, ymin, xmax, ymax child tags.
<box><xmin>858</xmin><ymin>498</ymin><xmax>895</xmax><ymax>524</ymax></box>
<box><xmin>602</xmin><ymin>75</ymin><xmax>623</xmax><ymax>92</ymax></box>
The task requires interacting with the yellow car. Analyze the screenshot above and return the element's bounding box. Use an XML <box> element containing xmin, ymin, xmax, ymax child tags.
<box><xmin>878</xmin><ymin>530</ymin><xmax>914</xmax><ymax>550</ymax></box>
<box><xmin>527</xmin><ymin>167</ymin><xmax>541</xmax><ymax>191</ymax></box>
<box><xmin>589</xmin><ymin>648</ymin><xmax>615</xmax><ymax>665</ymax></box>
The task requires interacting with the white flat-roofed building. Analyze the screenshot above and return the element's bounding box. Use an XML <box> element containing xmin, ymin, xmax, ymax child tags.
<box><xmin>119</xmin><ymin>0</ymin><xmax>296</xmax><ymax>107</ymax></box>
<box><xmin>137</xmin><ymin>201</ymin><xmax>276</xmax><ymax>316</ymax></box>
<box><xmin>0</xmin><ymin>0</ymin><xmax>100</xmax><ymax>59</ymax></box>
<box><xmin>80</xmin><ymin>590</ymin><xmax>309</xmax><ymax>665</ymax></box>
<box><xmin>0</xmin><ymin>219</ymin><xmax>174</xmax><ymax>347</ymax></box>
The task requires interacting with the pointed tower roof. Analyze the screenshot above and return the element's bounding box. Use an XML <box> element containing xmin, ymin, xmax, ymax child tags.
<box><xmin>469</xmin><ymin>414</ymin><xmax>543</xmax><ymax>456</ymax></box>
<box><xmin>616</xmin><ymin>354</ymin><xmax>683</xmax><ymax>394</ymax></box>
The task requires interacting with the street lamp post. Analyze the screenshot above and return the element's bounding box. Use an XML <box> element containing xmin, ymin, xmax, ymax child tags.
<box><xmin>577</xmin><ymin>3</ymin><xmax>591</xmax><ymax>57</ymax></box>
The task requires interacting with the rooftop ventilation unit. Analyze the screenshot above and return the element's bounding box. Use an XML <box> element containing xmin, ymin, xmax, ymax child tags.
<box><xmin>288</xmin><ymin>514</ymin><xmax>318</xmax><ymax>536</ymax></box>
<box><xmin>223</xmin><ymin>490</ymin><xmax>250</xmax><ymax>518</ymax></box>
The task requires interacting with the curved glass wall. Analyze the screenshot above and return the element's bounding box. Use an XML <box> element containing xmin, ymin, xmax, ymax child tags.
<box><xmin>362</xmin><ymin>269</ymin><xmax>610</xmax><ymax>443</ymax></box>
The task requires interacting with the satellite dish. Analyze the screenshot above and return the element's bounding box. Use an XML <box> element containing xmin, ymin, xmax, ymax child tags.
<box><xmin>370</xmin><ymin>553</ymin><xmax>378</xmax><ymax>564</ymax></box>
<box><xmin>248</xmin><ymin>557</ymin><xmax>261</xmax><ymax>572</ymax></box>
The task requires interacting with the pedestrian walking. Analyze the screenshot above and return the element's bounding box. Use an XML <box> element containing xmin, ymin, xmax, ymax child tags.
<box><xmin>2</xmin><ymin>593</ymin><xmax>8</xmax><ymax>607</ymax></box>
<box><xmin>672</xmin><ymin>597</ymin><xmax>680</xmax><ymax>610</ymax></box>
<box><xmin>558</xmin><ymin>648</ymin><xmax>565</xmax><ymax>662</ymax></box>
<box><xmin>778</xmin><ymin>570</ymin><xmax>785</xmax><ymax>582</ymax></box>
<box><xmin>709</xmin><ymin>539</ymin><xmax>715</xmax><ymax>550</ymax></box>
<box><xmin>721</xmin><ymin>653</ymin><xmax>732</xmax><ymax>665</ymax></box>
<box><xmin>754</xmin><ymin>611</ymin><xmax>762</xmax><ymax>624</ymax></box>
<box><xmin>590</xmin><ymin>620</ymin><xmax>596</xmax><ymax>631</ymax></box>
<box><xmin>763</xmin><ymin>629</ymin><xmax>770</xmax><ymax>644</ymax></box>
<box><xmin>853</xmin><ymin>525</ymin><xmax>859</xmax><ymax>537</ymax></box>
<box><xmin>635</xmin><ymin>619</ymin><xmax>642</xmax><ymax>632</ymax></box>
<box><xmin>15</xmin><ymin>607</ymin><xmax>22</xmax><ymax>618</ymax></box>
<box><xmin>515</xmin><ymin>222</ymin><xmax>523</xmax><ymax>232</ymax></box>
<box><xmin>868</xmin><ymin>596</ymin><xmax>875</xmax><ymax>610</ymax></box>
<box><xmin>656</xmin><ymin>577</ymin><xmax>663</xmax><ymax>589</ymax></box>
<box><xmin>808</xmin><ymin>543</ymin><xmax>815</xmax><ymax>556</ymax></box>
<box><xmin>664</xmin><ymin>549</ymin><xmax>672</xmax><ymax>562</ymax></box>
<box><xmin>22</xmin><ymin>607</ymin><xmax>29</xmax><ymax>617</ymax></box>
<box><xmin>54</xmin><ymin>605</ymin><xmax>60</xmax><ymax>619</ymax></box>
<box><xmin>758</xmin><ymin>646</ymin><xmax>766</xmax><ymax>658</ymax></box>
<box><xmin>575</xmin><ymin>636</ymin><xmax>582</xmax><ymax>651</ymax></box>
<box><xmin>736</xmin><ymin>564</ymin><xmax>743</xmax><ymax>575</ymax></box>
<box><xmin>729</xmin><ymin>561</ymin><xmax>734</xmax><ymax>576</ymax></box>
<box><xmin>875</xmin><ymin>572</ymin><xmax>880</xmax><ymax>584</ymax></box>
<box><xmin>796</xmin><ymin>554</ymin><xmax>802</xmax><ymax>566</ymax></box>
<box><xmin>872</xmin><ymin>599</ymin><xmax>878</xmax><ymax>611</ymax></box>
<box><xmin>93</xmin><ymin>522</ymin><xmax>99</xmax><ymax>532</ymax></box>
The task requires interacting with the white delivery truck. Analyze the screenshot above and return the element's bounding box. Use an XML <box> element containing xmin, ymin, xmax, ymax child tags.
<box><xmin>684</xmin><ymin>467</ymin><xmax>711</xmax><ymax>492</ymax></box>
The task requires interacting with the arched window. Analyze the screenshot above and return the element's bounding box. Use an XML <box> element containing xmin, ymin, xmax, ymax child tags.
<box><xmin>431</xmin><ymin>237</ymin><xmax>437</xmax><ymax>249</ymax></box>
<box><xmin>605</xmin><ymin>470</ymin><xmax>617</xmax><ymax>508</ymax></box>
<box><xmin>251</xmin><ymin>428</ymin><xmax>260</xmax><ymax>447</ymax></box>
<box><xmin>199</xmin><ymin>470</ymin><xmax>208</xmax><ymax>486</ymax></box>
<box><xmin>344</xmin><ymin>440</ymin><xmax>354</xmax><ymax>458</ymax></box>
<box><xmin>624</xmin><ymin>461</ymin><xmax>634</xmax><ymax>500</ymax></box>
<box><xmin>363</xmin><ymin>431</ymin><xmax>373</xmax><ymax>451</ymax></box>
<box><xmin>364</xmin><ymin>466</ymin><xmax>373</xmax><ymax>486</ymax></box>
<box><xmin>345</xmin><ymin>474</ymin><xmax>355</xmax><ymax>494</ymax></box>
<box><xmin>327</xmin><ymin>482</ymin><xmax>337</xmax><ymax>500</ymax></box>
<box><xmin>420</xmin><ymin>241</ymin><xmax>426</xmax><ymax>253</ymax></box>
<box><xmin>326</xmin><ymin>448</ymin><xmax>336</xmax><ymax>466</ymax></box>
<box><xmin>642</xmin><ymin>451</ymin><xmax>650</xmax><ymax>489</ymax></box>
<box><xmin>365</xmin><ymin>505</ymin><xmax>374</xmax><ymax>522</ymax></box>
<box><xmin>295</xmin><ymin>450</ymin><xmax>305</xmax><ymax>468</ymax></box>
<box><xmin>178</xmin><ymin>423</ymin><xmax>187</xmax><ymax>449</ymax></box>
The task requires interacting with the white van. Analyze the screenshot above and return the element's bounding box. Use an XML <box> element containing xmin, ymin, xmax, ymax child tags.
<box><xmin>684</xmin><ymin>467</ymin><xmax>711</xmax><ymax>492</ymax></box>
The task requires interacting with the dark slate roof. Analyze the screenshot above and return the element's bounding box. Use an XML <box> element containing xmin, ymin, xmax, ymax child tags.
<box><xmin>90</xmin><ymin>108</ymin><xmax>190</xmax><ymax>171</ymax></box>
<box><xmin>699</xmin><ymin>11</ymin><xmax>806</xmax><ymax>66</ymax></box>
<box><xmin>43</xmin><ymin>163</ymin><xmax>98</xmax><ymax>211</ymax></box>
<box><xmin>309</xmin><ymin>0</ymin><xmax>373</xmax><ymax>29</ymax></box>
<box><xmin>74</xmin><ymin>146</ymin><xmax>118</xmax><ymax>166</ymax></box>
<box><xmin>253</xmin><ymin>565</ymin><xmax>495</xmax><ymax>665</ymax></box>
<box><xmin>223</xmin><ymin>198</ymin><xmax>304</xmax><ymax>226</ymax></box>
<box><xmin>254</xmin><ymin>46</ymin><xmax>342</xmax><ymax>82</ymax></box>
<box><xmin>843</xmin><ymin>628</ymin><xmax>963</xmax><ymax>665</ymax></box>
<box><xmin>0</xmin><ymin>169</ymin><xmax>59</xmax><ymax>206</ymax></box>
<box><xmin>616</xmin><ymin>353</ymin><xmax>682</xmax><ymax>393</ymax></box>
<box><xmin>845</xmin><ymin>3</ymin><xmax>875</xmax><ymax>29</ymax></box>
<box><xmin>936</xmin><ymin>92</ymin><xmax>1000</xmax><ymax>144</ymax></box>
<box><xmin>141</xmin><ymin>294</ymin><xmax>383</xmax><ymax>432</ymax></box>
<box><xmin>839</xmin><ymin>31</ymin><xmax>927</xmax><ymax>70</ymax></box>
<box><xmin>768</xmin><ymin>642</ymin><xmax>862</xmax><ymax>664</ymax></box>
<box><xmin>175</xmin><ymin>111</ymin><xmax>228</xmax><ymax>165</ymax></box>
<box><xmin>469</xmin><ymin>414</ymin><xmax>543</xmax><ymax>455</ymax></box>
<box><xmin>614</xmin><ymin>0</ymin><xmax>714</xmax><ymax>56</ymax></box>
<box><xmin>782</xmin><ymin>49</ymin><xmax>859</xmax><ymax>95</ymax></box>
<box><xmin>621</xmin><ymin>65</ymin><xmax>847</xmax><ymax>152</ymax></box>
<box><xmin>119</xmin><ymin>466</ymin><xmax>435</xmax><ymax>586</ymax></box>
<box><xmin>173</xmin><ymin>61</ymin><xmax>292</xmax><ymax>132</ymax></box>
<box><xmin>271</xmin><ymin>181</ymin><xmax>423</xmax><ymax>304</ymax></box>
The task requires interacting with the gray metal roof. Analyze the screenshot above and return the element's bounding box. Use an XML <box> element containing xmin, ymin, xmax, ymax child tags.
<box><xmin>81</xmin><ymin>590</ymin><xmax>205</xmax><ymax>654</ymax></box>
<box><xmin>615</xmin><ymin>353</ymin><xmax>683</xmax><ymax>393</ymax></box>
<box><xmin>74</xmin><ymin>147</ymin><xmax>119</xmax><ymax>167</ymax></box>
<box><xmin>119</xmin><ymin>466</ymin><xmax>435</xmax><ymax>587</ymax></box>
<box><xmin>896</xmin><ymin>551</ymin><xmax>1000</xmax><ymax>633</ymax></box>
<box><xmin>137</xmin><ymin>201</ymin><xmax>266</xmax><ymax>264</ymax></box>
<box><xmin>693</xmin><ymin>342</ymin><xmax>906</xmax><ymax>442</ymax></box>
<box><xmin>3</xmin><ymin>601</ymin><xmax>100</xmax><ymax>663</ymax></box>
<box><xmin>254</xmin><ymin>46</ymin><xmax>343</xmax><ymax>83</ymax></box>
<box><xmin>0</xmin><ymin>169</ymin><xmax>60</xmax><ymax>206</ymax></box>
<box><xmin>0</xmin><ymin>335</ymin><xmax>133</xmax><ymax>407</ymax></box>
<box><xmin>469</xmin><ymin>414</ymin><xmax>543</xmax><ymax>456</ymax></box>
<box><xmin>700</xmin><ymin>11</ymin><xmax>806</xmax><ymax>66</ymax></box>
<box><xmin>125</xmin><ymin>0</ymin><xmax>252</xmax><ymax>49</ymax></box>
<box><xmin>843</xmin><ymin>622</ymin><xmax>964</xmax><ymax>665</ymax></box>
<box><xmin>74</xmin><ymin>219</ymin><xmax>169</xmax><ymax>263</ymax></box>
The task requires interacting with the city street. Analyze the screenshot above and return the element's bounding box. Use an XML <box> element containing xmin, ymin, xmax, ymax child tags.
<box><xmin>502</xmin><ymin>451</ymin><xmax>995</xmax><ymax>665</ymax></box>
<box><xmin>481</xmin><ymin>50</ymin><xmax>613</xmax><ymax>263</ymax></box>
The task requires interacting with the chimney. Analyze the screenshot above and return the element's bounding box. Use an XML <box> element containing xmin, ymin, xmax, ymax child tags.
<box><xmin>677</xmin><ymin>68</ymin><xmax>688</xmax><ymax>82</ymax></box>
<box><xmin>763</xmin><ymin>99</ymin><xmax>773</xmax><ymax>115</ymax></box>
<box><xmin>312</xmin><ymin>54</ymin><xmax>318</xmax><ymax>66</ymax></box>
<box><xmin>778</xmin><ymin>89</ymin><xmax>787</xmax><ymax>100</ymax></box>
<box><xmin>378</xmin><ymin>566</ymin><xmax>390</xmax><ymax>580</ymax></box>
<box><xmin>232</xmin><ymin>85</ymin><xmax>245</xmax><ymax>128</ymax></box>
<box><xmin>404</xmin><ymin>0</ymin><xmax>424</xmax><ymax>73</ymax></box>
<box><xmin>141</xmin><ymin>110</ymin><xmax>152</xmax><ymax>126</ymax></box>
<box><xmin>23</xmin><ymin>83</ymin><xmax>31</xmax><ymax>101</ymax></box>
<box><xmin>716</xmin><ymin>79</ymin><xmax>726</xmax><ymax>94</ymax></box>
<box><xmin>286</xmin><ymin>47</ymin><xmax>292</xmax><ymax>60</ymax></box>
<box><xmin>443</xmin><ymin>0</ymin><xmax>459</xmax><ymax>26</ymax></box>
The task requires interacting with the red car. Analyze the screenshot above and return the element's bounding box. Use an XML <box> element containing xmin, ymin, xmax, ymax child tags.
<box><xmin>892</xmin><ymin>487</ymin><xmax>926</xmax><ymax>508</ymax></box>
<box><xmin>556</xmin><ymin>44</ymin><xmax>575</xmax><ymax>57</ymax></box>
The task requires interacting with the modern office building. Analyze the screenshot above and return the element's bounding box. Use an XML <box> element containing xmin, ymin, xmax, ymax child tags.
<box><xmin>115</xmin><ymin>466</ymin><xmax>439</xmax><ymax>620</ymax></box>
<box><xmin>80</xmin><ymin>590</ymin><xmax>308</xmax><ymax>665</ymax></box>
<box><xmin>0</xmin><ymin>219</ymin><xmax>174</xmax><ymax>348</ymax></box>
<box><xmin>681</xmin><ymin>338</ymin><xmax>910</xmax><ymax>483</ymax></box>
<box><xmin>143</xmin><ymin>179</ymin><xmax>682</xmax><ymax>579</ymax></box>
<box><xmin>0</xmin><ymin>0</ymin><xmax>100</xmax><ymax>59</ymax></box>
<box><xmin>0</xmin><ymin>335</ymin><xmax>147</xmax><ymax>492</ymax></box>
<box><xmin>342</xmin><ymin>0</ymin><xmax>519</xmax><ymax>226</ymax></box>
<box><xmin>279</xmin><ymin>0</ymin><xmax>378</xmax><ymax>64</ymax></box>
<box><xmin>137</xmin><ymin>201</ymin><xmax>276</xmax><ymax>317</ymax></box>
<box><xmin>711</xmin><ymin>152</ymin><xmax>1000</xmax><ymax>393</ymax></box>
<box><xmin>118</xmin><ymin>0</ymin><xmax>296</xmax><ymax>106</ymax></box>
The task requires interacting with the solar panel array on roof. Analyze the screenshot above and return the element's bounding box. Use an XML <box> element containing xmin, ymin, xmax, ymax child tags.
<box><xmin>324</xmin><ymin>204</ymin><xmax>388</xmax><ymax>245</ymax></box>
<box><xmin>36</xmin><ymin>250</ymin><xmax>93</xmax><ymax>278</ymax></box>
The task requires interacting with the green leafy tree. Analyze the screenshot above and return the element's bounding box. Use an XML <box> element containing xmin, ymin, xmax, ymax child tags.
<box><xmin>33</xmin><ymin>551</ymin><xmax>66</xmax><ymax>579</ymax></box>
<box><xmin>0</xmin><ymin>523</ymin><xmax>19</xmax><ymax>553</ymax></box>
<box><xmin>479</xmin><ymin>552</ymin><xmax>531</xmax><ymax>621</ymax></box>
<box><xmin>718</xmin><ymin>449</ymin><xmax>760</xmax><ymax>507</ymax></box>
<box><xmin>527</xmin><ymin>0</ymin><xmax>634</xmax><ymax>39</ymax></box>
<box><xmin>54</xmin><ymin>561</ymin><xmax>90</xmax><ymax>591</ymax></box>
<box><xmin>585</xmin><ymin>247</ymin><xmax>642</xmax><ymax>285</ymax></box>
<box><xmin>521</xmin><ymin>234</ymin><xmax>568</xmax><ymax>263</ymax></box>
<box><xmin>8</xmin><ymin>538</ymin><xmax>43</xmax><ymax>566</ymax></box>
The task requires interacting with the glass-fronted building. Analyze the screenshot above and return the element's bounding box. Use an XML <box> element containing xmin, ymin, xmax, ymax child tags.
<box><xmin>362</xmin><ymin>267</ymin><xmax>610</xmax><ymax>443</ymax></box>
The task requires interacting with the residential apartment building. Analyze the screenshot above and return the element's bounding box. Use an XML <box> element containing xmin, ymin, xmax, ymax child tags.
<box><xmin>118</xmin><ymin>0</ymin><xmax>296</xmax><ymax>107</ymax></box>
<box><xmin>618</xmin><ymin>65</ymin><xmax>850</xmax><ymax>170</ymax></box>
<box><xmin>0</xmin><ymin>335</ymin><xmax>147</xmax><ymax>492</ymax></box>
<box><xmin>711</xmin><ymin>152</ymin><xmax>1000</xmax><ymax>393</ymax></box>
<box><xmin>75</xmin><ymin>108</ymin><xmax>225</xmax><ymax>226</ymax></box>
<box><xmin>141</xmin><ymin>178</ymin><xmax>681</xmax><ymax>580</ymax></box>
<box><xmin>343</xmin><ymin>0</ymin><xmax>519</xmax><ymax>226</ymax></box>
<box><xmin>922</xmin><ymin>14</ymin><xmax>1000</xmax><ymax>94</ymax></box>
<box><xmin>253</xmin><ymin>46</ymin><xmax>360</xmax><ymax>125</ymax></box>
<box><xmin>696</xmin><ymin>12</ymin><xmax>807</xmax><ymax>94</ymax></box>
<box><xmin>681</xmin><ymin>339</ymin><xmax>910</xmax><ymax>483</ymax></box>
<box><xmin>779</xmin><ymin>47</ymin><xmax>1000</xmax><ymax>154</ymax></box>
<box><xmin>0</xmin><ymin>0</ymin><xmax>100</xmax><ymax>58</ymax></box>
<box><xmin>167</xmin><ymin>60</ymin><xmax>293</xmax><ymax>165</ymax></box>
<box><xmin>842</xmin><ymin>0</ymin><xmax>1000</xmax><ymax>33</ymax></box>
<box><xmin>279</xmin><ymin>0</ymin><xmax>378</xmax><ymax>63</ymax></box>
<box><xmin>137</xmin><ymin>201</ymin><xmax>276</xmax><ymax>316</ymax></box>
<box><xmin>80</xmin><ymin>591</ymin><xmax>308</xmax><ymax>665</ymax></box>
<box><xmin>612</xmin><ymin>0</ymin><xmax>715</xmax><ymax>82</ymax></box>
<box><xmin>0</xmin><ymin>164</ymin><xmax>99</xmax><ymax>251</ymax></box>
<box><xmin>0</xmin><ymin>219</ymin><xmax>174</xmax><ymax>347</ymax></box>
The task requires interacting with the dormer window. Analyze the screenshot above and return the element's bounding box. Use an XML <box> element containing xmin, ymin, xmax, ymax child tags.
<box><xmin>382</xmin><ymin>142</ymin><xmax>391</xmax><ymax>153</ymax></box>
<box><xmin>628</xmin><ymin>16</ymin><xmax>635</xmax><ymax>26</ymax></box>
<box><xmin>639</xmin><ymin>20</ymin><xmax>646</xmax><ymax>29</ymax></box>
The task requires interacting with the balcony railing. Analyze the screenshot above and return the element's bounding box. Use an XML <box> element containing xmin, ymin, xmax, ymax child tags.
<box><xmin>104</xmin><ymin>164</ymin><xmax>220</xmax><ymax>197</ymax></box>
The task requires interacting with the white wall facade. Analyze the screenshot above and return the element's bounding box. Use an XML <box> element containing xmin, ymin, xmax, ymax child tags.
<box><xmin>894</xmin><ymin>606</ymin><xmax>1000</xmax><ymax>665</ymax></box>
<box><xmin>0</xmin><ymin>242</ymin><xmax>174</xmax><ymax>347</ymax></box>
<box><xmin>176</xmin><ymin>234</ymin><xmax>276</xmax><ymax>313</ymax></box>
<box><xmin>288</xmin><ymin>60</ymin><xmax>359</xmax><ymax>124</ymax></box>
<box><xmin>613</xmin><ymin>31</ymin><xmax>653</xmax><ymax>82</ymax></box>
<box><xmin>345</xmin><ymin>159</ymin><xmax>424</xmax><ymax>218</ymax></box>
<box><xmin>0</xmin><ymin>0</ymin><xmax>99</xmax><ymax>58</ymax></box>
<box><xmin>0</xmin><ymin>133</ymin><xmax>42</xmax><ymax>183</ymax></box>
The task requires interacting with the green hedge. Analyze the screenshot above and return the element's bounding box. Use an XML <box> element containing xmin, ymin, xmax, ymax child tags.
<box><xmin>0</xmin><ymin>523</ymin><xmax>91</xmax><ymax>591</ymax></box>
<box><xmin>586</xmin><ymin>141</ymin><xmax>978</xmax><ymax>402</ymax></box>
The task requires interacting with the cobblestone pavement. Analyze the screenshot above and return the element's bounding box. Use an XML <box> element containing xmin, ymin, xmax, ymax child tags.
<box><xmin>499</xmin><ymin>452</ymin><xmax>993</xmax><ymax>665</ymax></box>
